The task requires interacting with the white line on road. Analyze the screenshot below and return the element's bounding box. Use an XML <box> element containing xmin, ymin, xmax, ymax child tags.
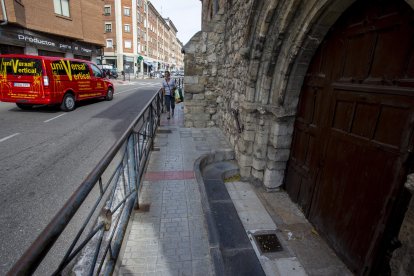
<box><xmin>0</xmin><ymin>133</ymin><xmax>20</xmax><ymax>143</ymax></box>
<box><xmin>44</xmin><ymin>113</ymin><xmax>66</xmax><ymax>123</ymax></box>
<box><xmin>115</xmin><ymin>88</ymin><xmax>139</xmax><ymax>95</ymax></box>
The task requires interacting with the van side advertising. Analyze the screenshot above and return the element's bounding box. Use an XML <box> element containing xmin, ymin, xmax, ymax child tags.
<box><xmin>0</xmin><ymin>54</ymin><xmax>114</xmax><ymax>111</ymax></box>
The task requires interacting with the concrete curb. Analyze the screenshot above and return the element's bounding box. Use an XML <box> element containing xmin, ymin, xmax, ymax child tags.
<box><xmin>194</xmin><ymin>149</ymin><xmax>238</xmax><ymax>276</ymax></box>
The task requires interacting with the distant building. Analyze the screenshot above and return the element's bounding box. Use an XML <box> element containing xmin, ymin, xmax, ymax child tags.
<box><xmin>102</xmin><ymin>0</ymin><xmax>184</xmax><ymax>76</ymax></box>
<box><xmin>0</xmin><ymin>0</ymin><xmax>104</xmax><ymax>61</ymax></box>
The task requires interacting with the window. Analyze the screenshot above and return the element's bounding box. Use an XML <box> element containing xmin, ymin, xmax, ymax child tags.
<box><xmin>54</xmin><ymin>0</ymin><xmax>70</xmax><ymax>17</ymax></box>
<box><xmin>125</xmin><ymin>40</ymin><xmax>132</xmax><ymax>49</ymax></box>
<box><xmin>105</xmin><ymin>23</ymin><xmax>112</xmax><ymax>33</ymax></box>
<box><xmin>104</xmin><ymin>5</ymin><xmax>111</xmax><ymax>16</ymax></box>
<box><xmin>106</xmin><ymin>39</ymin><xmax>113</xmax><ymax>48</ymax></box>
<box><xmin>90</xmin><ymin>64</ymin><xmax>103</xmax><ymax>78</ymax></box>
<box><xmin>124</xmin><ymin>24</ymin><xmax>131</xmax><ymax>33</ymax></box>
<box><xmin>137</xmin><ymin>0</ymin><xmax>142</xmax><ymax>7</ymax></box>
<box><xmin>124</xmin><ymin>7</ymin><xmax>130</xmax><ymax>16</ymax></box>
<box><xmin>144</xmin><ymin>3</ymin><xmax>147</xmax><ymax>13</ymax></box>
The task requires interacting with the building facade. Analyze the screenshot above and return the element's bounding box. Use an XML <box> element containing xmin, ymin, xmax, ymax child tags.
<box><xmin>0</xmin><ymin>0</ymin><xmax>103</xmax><ymax>61</ymax></box>
<box><xmin>184</xmin><ymin>0</ymin><xmax>414</xmax><ymax>275</ymax></box>
<box><xmin>102</xmin><ymin>0</ymin><xmax>184</xmax><ymax>76</ymax></box>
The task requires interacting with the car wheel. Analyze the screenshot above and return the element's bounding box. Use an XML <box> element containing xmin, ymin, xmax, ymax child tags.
<box><xmin>105</xmin><ymin>87</ymin><xmax>114</xmax><ymax>101</ymax></box>
<box><xmin>60</xmin><ymin>93</ymin><xmax>75</xmax><ymax>111</ymax></box>
<box><xmin>16</xmin><ymin>103</ymin><xmax>33</xmax><ymax>110</ymax></box>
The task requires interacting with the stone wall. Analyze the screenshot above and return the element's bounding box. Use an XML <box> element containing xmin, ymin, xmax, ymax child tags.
<box><xmin>183</xmin><ymin>0</ymin><xmax>414</xmax><ymax>273</ymax></box>
<box><xmin>184</xmin><ymin>0</ymin><xmax>350</xmax><ymax>189</ymax></box>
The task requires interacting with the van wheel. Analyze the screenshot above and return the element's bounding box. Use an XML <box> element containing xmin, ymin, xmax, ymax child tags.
<box><xmin>105</xmin><ymin>87</ymin><xmax>113</xmax><ymax>101</ymax></box>
<box><xmin>16</xmin><ymin>103</ymin><xmax>33</xmax><ymax>110</ymax></box>
<box><xmin>61</xmin><ymin>93</ymin><xmax>75</xmax><ymax>111</ymax></box>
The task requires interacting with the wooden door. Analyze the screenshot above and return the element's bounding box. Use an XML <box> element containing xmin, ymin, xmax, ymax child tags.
<box><xmin>285</xmin><ymin>0</ymin><xmax>414</xmax><ymax>274</ymax></box>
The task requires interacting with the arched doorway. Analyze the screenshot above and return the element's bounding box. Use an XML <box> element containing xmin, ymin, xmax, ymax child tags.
<box><xmin>285</xmin><ymin>0</ymin><xmax>414</xmax><ymax>274</ymax></box>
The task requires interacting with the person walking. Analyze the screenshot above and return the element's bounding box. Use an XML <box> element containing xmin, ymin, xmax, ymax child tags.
<box><xmin>161</xmin><ymin>71</ymin><xmax>177</xmax><ymax>119</ymax></box>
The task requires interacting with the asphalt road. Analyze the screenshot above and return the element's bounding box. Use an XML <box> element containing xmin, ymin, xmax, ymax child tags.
<box><xmin>0</xmin><ymin>79</ymin><xmax>163</xmax><ymax>274</ymax></box>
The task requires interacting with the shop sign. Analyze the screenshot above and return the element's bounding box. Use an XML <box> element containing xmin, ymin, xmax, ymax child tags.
<box><xmin>0</xmin><ymin>28</ymin><xmax>98</xmax><ymax>55</ymax></box>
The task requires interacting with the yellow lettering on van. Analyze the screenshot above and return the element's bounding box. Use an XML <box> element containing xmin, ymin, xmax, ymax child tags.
<box><xmin>60</xmin><ymin>60</ymin><xmax>72</xmax><ymax>81</ymax></box>
<box><xmin>12</xmin><ymin>59</ymin><xmax>19</xmax><ymax>73</ymax></box>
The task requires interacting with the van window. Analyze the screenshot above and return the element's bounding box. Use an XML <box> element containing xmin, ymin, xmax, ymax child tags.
<box><xmin>90</xmin><ymin>64</ymin><xmax>103</xmax><ymax>78</ymax></box>
<box><xmin>0</xmin><ymin>57</ymin><xmax>42</xmax><ymax>76</ymax></box>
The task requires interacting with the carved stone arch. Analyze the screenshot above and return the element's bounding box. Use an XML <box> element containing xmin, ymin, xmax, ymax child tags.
<box><xmin>272</xmin><ymin>0</ymin><xmax>356</xmax><ymax>110</ymax></box>
<box><xmin>241</xmin><ymin>0</ymin><xmax>265</xmax><ymax>57</ymax></box>
<box><xmin>255</xmin><ymin>0</ymin><xmax>305</xmax><ymax>105</ymax></box>
<box><xmin>246</xmin><ymin>0</ymin><xmax>304</xmax><ymax>104</ymax></box>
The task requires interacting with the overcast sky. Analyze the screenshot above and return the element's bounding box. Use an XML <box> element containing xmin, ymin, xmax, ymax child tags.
<box><xmin>149</xmin><ymin>0</ymin><xmax>202</xmax><ymax>45</ymax></box>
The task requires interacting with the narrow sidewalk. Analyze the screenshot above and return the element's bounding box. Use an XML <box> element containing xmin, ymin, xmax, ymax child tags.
<box><xmin>115</xmin><ymin>103</ymin><xmax>232</xmax><ymax>275</ymax></box>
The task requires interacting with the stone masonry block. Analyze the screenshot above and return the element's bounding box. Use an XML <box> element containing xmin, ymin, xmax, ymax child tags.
<box><xmin>184</xmin><ymin>76</ymin><xmax>199</xmax><ymax>84</ymax></box>
<box><xmin>268</xmin><ymin>149</ymin><xmax>290</xmax><ymax>162</ymax></box>
<box><xmin>239</xmin><ymin>166</ymin><xmax>252</xmax><ymax>179</ymax></box>
<box><xmin>255</xmin><ymin>128</ymin><xmax>269</xmax><ymax>145</ymax></box>
<box><xmin>184</xmin><ymin>121</ymin><xmax>194</xmax><ymax>128</ymax></box>
<box><xmin>194</xmin><ymin>121</ymin><xmax>207</xmax><ymax>128</ymax></box>
<box><xmin>264</xmin><ymin>169</ymin><xmax>285</xmax><ymax>190</ymax></box>
<box><xmin>237</xmin><ymin>139</ymin><xmax>253</xmax><ymax>154</ymax></box>
<box><xmin>271</xmin><ymin>121</ymin><xmax>290</xmax><ymax>136</ymax></box>
<box><xmin>207</xmin><ymin>121</ymin><xmax>216</xmax><ymax>127</ymax></box>
<box><xmin>266</xmin><ymin>161</ymin><xmax>287</xmax><ymax>171</ymax></box>
<box><xmin>185</xmin><ymin>84</ymin><xmax>205</xmax><ymax>94</ymax></box>
<box><xmin>193</xmin><ymin>94</ymin><xmax>205</xmax><ymax>100</ymax></box>
<box><xmin>253</xmin><ymin>144</ymin><xmax>267</xmax><ymax>159</ymax></box>
<box><xmin>243</xmin><ymin>130</ymin><xmax>256</xmax><ymax>141</ymax></box>
<box><xmin>253</xmin><ymin>157</ymin><xmax>266</xmax><ymax>171</ymax></box>
<box><xmin>238</xmin><ymin>153</ymin><xmax>253</xmax><ymax>167</ymax></box>
<box><xmin>252</xmin><ymin>168</ymin><xmax>264</xmax><ymax>181</ymax></box>
<box><xmin>271</xmin><ymin>134</ymin><xmax>293</xmax><ymax>149</ymax></box>
<box><xmin>246</xmin><ymin>86</ymin><xmax>256</xmax><ymax>102</ymax></box>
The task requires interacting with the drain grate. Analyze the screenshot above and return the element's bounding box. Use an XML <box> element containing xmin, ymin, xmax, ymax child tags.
<box><xmin>253</xmin><ymin>233</ymin><xmax>283</xmax><ymax>253</ymax></box>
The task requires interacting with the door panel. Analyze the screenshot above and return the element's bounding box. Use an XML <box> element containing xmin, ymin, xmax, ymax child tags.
<box><xmin>285</xmin><ymin>0</ymin><xmax>414</xmax><ymax>274</ymax></box>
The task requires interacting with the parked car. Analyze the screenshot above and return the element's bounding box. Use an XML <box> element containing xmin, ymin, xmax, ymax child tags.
<box><xmin>153</xmin><ymin>71</ymin><xmax>164</xmax><ymax>78</ymax></box>
<box><xmin>0</xmin><ymin>54</ymin><xmax>114</xmax><ymax>111</ymax></box>
<box><xmin>109</xmin><ymin>69</ymin><xmax>118</xmax><ymax>79</ymax></box>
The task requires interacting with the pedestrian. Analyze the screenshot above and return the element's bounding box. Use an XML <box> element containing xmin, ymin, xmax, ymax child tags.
<box><xmin>161</xmin><ymin>71</ymin><xmax>177</xmax><ymax>119</ymax></box>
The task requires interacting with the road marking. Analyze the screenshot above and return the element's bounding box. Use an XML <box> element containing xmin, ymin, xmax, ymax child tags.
<box><xmin>0</xmin><ymin>133</ymin><xmax>20</xmax><ymax>143</ymax></box>
<box><xmin>115</xmin><ymin>88</ymin><xmax>139</xmax><ymax>95</ymax></box>
<box><xmin>44</xmin><ymin>113</ymin><xmax>66</xmax><ymax>123</ymax></box>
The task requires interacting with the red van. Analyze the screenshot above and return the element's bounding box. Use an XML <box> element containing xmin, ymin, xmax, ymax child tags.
<box><xmin>0</xmin><ymin>54</ymin><xmax>114</xmax><ymax>111</ymax></box>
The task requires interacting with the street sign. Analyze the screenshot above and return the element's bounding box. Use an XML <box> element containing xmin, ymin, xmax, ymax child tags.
<box><xmin>138</xmin><ymin>56</ymin><xmax>143</xmax><ymax>62</ymax></box>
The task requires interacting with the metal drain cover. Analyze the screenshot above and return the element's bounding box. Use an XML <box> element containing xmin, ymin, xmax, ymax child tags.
<box><xmin>253</xmin><ymin>233</ymin><xmax>283</xmax><ymax>253</ymax></box>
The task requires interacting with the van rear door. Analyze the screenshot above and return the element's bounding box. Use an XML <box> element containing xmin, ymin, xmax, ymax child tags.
<box><xmin>0</xmin><ymin>56</ymin><xmax>46</xmax><ymax>103</ymax></box>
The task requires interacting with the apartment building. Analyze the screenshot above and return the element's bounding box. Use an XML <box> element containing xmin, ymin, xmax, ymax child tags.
<box><xmin>102</xmin><ymin>0</ymin><xmax>184</xmax><ymax>76</ymax></box>
<box><xmin>0</xmin><ymin>0</ymin><xmax>104</xmax><ymax>61</ymax></box>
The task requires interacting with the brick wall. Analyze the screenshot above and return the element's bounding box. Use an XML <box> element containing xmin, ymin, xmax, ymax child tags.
<box><xmin>26</xmin><ymin>0</ymin><xmax>102</xmax><ymax>44</ymax></box>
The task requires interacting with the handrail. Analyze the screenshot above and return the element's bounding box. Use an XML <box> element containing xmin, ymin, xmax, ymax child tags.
<box><xmin>8</xmin><ymin>88</ymin><xmax>164</xmax><ymax>275</ymax></box>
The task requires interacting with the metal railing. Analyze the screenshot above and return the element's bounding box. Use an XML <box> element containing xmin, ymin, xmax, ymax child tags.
<box><xmin>8</xmin><ymin>89</ymin><xmax>164</xmax><ymax>275</ymax></box>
